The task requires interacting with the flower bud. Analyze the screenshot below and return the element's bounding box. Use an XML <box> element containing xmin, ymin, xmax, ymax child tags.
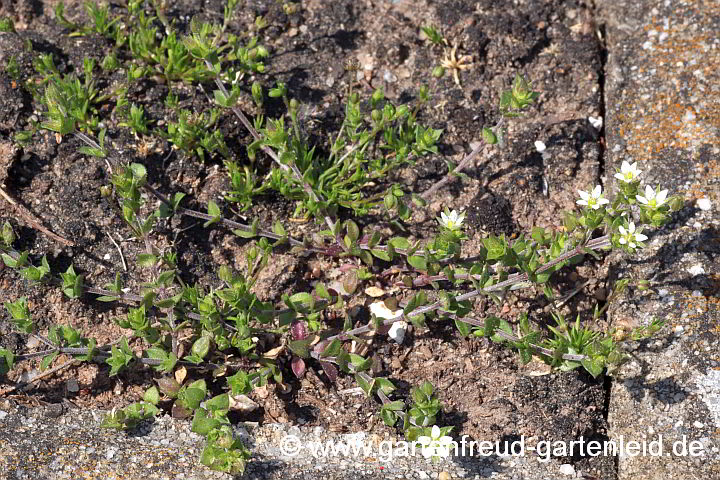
<box><xmin>432</xmin><ymin>66</ymin><xmax>445</xmax><ymax>78</ymax></box>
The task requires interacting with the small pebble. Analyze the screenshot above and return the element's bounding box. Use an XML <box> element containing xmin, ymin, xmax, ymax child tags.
<box><xmin>696</xmin><ymin>198</ymin><xmax>711</xmax><ymax>211</ymax></box>
<box><xmin>383</xmin><ymin>70</ymin><xmax>397</xmax><ymax>83</ymax></box>
<box><xmin>66</xmin><ymin>378</ymin><xmax>79</xmax><ymax>393</ymax></box>
<box><xmin>388</xmin><ymin>321</ymin><xmax>408</xmax><ymax>344</ymax></box>
<box><xmin>688</xmin><ymin>264</ymin><xmax>705</xmax><ymax>276</ymax></box>
<box><xmin>559</xmin><ymin>463</ymin><xmax>576</xmax><ymax>476</ymax></box>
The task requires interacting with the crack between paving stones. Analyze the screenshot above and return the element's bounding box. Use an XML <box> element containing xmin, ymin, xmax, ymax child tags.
<box><xmin>591</xmin><ymin>2</ymin><xmax>619</xmax><ymax>478</ymax></box>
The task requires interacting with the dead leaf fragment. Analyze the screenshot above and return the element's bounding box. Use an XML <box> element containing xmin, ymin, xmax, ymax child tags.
<box><xmin>365</xmin><ymin>286</ymin><xmax>385</xmax><ymax>297</ymax></box>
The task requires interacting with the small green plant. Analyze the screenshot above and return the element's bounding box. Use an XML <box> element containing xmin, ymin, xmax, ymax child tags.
<box><xmin>4</xmin><ymin>55</ymin><xmax>21</xmax><ymax>82</ymax></box>
<box><xmin>0</xmin><ymin>16</ymin><xmax>15</xmax><ymax>33</ymax></box>
<box><xmin>421</xmin><ymin>25</ymin><xmax>446</xmax><ymax>46</ymax></box>
<box><xmin>39</xmin><ymin>57</ymin><xmax>100</xmax><ymax>134</ymax></box>
<box><xmin>118</xmin><ymin>103</ymin><xmax>150</xmax><ymax>136</ymax></box>
<box><xmin>55</xmin><ymin>1</ymin><xmax>125</xmax><ymax>45</ymax></box>
<box><xmin>164</xmin><ymin>109</ymin><xmax>229</xmax><ymax>160</ymax></box>
<box><xmin>421</xmin><ymin>25</ymin><xmax>474</xmax><ymax>86</ymax></box>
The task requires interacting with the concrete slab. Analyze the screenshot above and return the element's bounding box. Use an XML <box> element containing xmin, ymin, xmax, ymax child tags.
<box><xmin>599</xmin><ymin>0</ymin><xmax>720</xmax><ymax>478</ymax></box>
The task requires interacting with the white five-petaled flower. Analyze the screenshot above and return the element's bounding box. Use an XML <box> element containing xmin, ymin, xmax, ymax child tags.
<box><xmin>417</xmin><ymin>425</ymin><xmax>453</xmax><ymax>460</ymax></box>
<box><xmin>636</xmin><ymin>185</ymin><xmax>668</xmax><ymax>208</ymax></box>
<box><xmin>439</xmin><ymin>209</ymin><xmax>465</xmax><ymax>231</ymax></box>
<box><xmin>618</xmin><ymin>222</ymin><xmax>648</xmax><ymax>250</ymax></box>
<box><xmin>614</xmin><ymin>161</ymin><xmax>642</xmax><ymax>183</ymax></box>
<box><xmin>576</xmin><ymin>185</ymin><xmax>610</xmax><ymax>210</ymax></box>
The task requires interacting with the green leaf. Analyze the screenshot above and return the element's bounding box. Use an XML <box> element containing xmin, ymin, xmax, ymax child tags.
<box><xmin>192</xmin><ymin>408</ymin><xmax>222</xmax><ymax>436</ymax></box>
<box><xmin>136</xmin><ymin>253</ymin><xmax>158</xmax><ymax>268</ymax></box>
<box><xmin>354</xmin><ymin>373</ymin><xmax>373</xmax><ymax>396</ymax></box>
<box><xmin>227</xmin><ymin>370</ymin><xmax>252</xmax><ymax>395</ymax></box>
<box><xmin>349</xmin><ymin>354</ymin><xmax>372</xmax><ymax>372</ymax></box>
<box><xmin>358</xmin><ymin>250</ymin><xmax>373</xmax><ymax>267</ymax></box>
<box><xmin>482</xmin><ymin>316</ymin><xmax>500</xmax><ymax>338</ymax></box>
<box><xmin>483</xmin><ymin>235</ymin><xmax>506</xmax><ymax>260</ymax></box>
<box><xmin>1</xmin><ymin>253</ymin><xmax>16</xmax><ymax>268</ymax></box>
<box><xmin>233</xmin><ymin>227</ymin><xmax>256</xmax><ymax>238</ymax></box>
<box><xmin>482</xmin><ymin>127</ymin><xmax>497</xmax><ymax>144</ymax></box>
<box><xmin>388</xmin><ymin>237</ymin><xmax>410</xmax><ymax>250</ymax></box>
<box><xmin>490</xmin><ymin>319</ymin><xmax>512</xmax><ymax>343</ymax></box>
<box><xmin>380</xmin><ymin>407</ymin><xmax>398</xmax><ymax>426</ymax></box>
<box><xmin>77</xmin><ymin>338</ymin><xmax>97</xmax><ymax>362</ymax></box>
<box><xmin>373</xmin><ymin>377</ymin><xmax>396</xmax><ymax>395</ymax></box>
<box><xmin>129</xmin><ymin>163</ymin><xmax>147</xmax><ymax>181</ymax></box>
<box><xmin>371</xmin><ymin>249</ymin><xmax>392</xmax><ymax>261</ymax></box>
<box><xmin>180</xmin><ymin>380</ymin><xmax>207</xmax><ymax>410</ymax></box>
<box><xmin>344</xmin><ymin>220</ymin><xmax>359</xmax><ymax>242</ymax></box>
<box><xmin>144</xmin><ymin>386</ymin><xmax>160</xmax><ymax>405</ymax></box>
<box><xmin>455</xmin><ymin>319</ymin><xmax>470</xmax><ymax>337</ymax></box>
<box><xmin>107</xmin><ymin>336</ymin><xmax>134</xmax><ymax>376</ymax></box>
<box><xmin>407</xmin><ymin>255</ymin><xmax>427</xmax><ymax>271</ymax></box>
<box><xmin>288</xmin><ymin>339</ymin><xmax>312</xmax><ymax>358</ymax></box>
<box><xmin>581</xmin><ymin>357</ymin><xmax>605</xmax><ymax>378</ymax></box>
<box><xmin>191</xmin><ymin>336</ymin><xmax>211</xmax><ymax>360</ymax></box>
<box><xmin>531</xmin><ymin>226</ymin><xmax>547</xmax><ymax>243</ymax></box>
<box><xmin>60</xmin><ymin>264</ymin><xmax>84</xmax><ymax>299</ymax></box>
<box><xmin>367</xmin><ymin>231</ymin><xmax>382</xmax><ymax>248</ymax></box>
<box><xmin>206</xmin><ymin>393</ymin><xmax>230</xmax><ymax>414</ymax></box>
<box><xmin>146</xmin><ymin>347</ymin><xmax>177</xmax><ymax>373</ymax></box>
<box><xmin>314</xmin><ymin>283</ymin><xmax>331</xmax><ymax>300</ymax></box>
<box><xmin>0</xmin><ymin>348</ymin><xmax>15</xmax><ymax>376</ymax></box>
<box><xmin>321</xmin><ymin>339</ymin><xmax>343</xmax><ymax>357</ymax></box>
<box><xmin>5</xmin><ymin>298</ymin><xmax>33</xmax><ymax>333</ymax></box>
<box><xmin>214</xmin><ymin>89</ymin><xmax>229</xmax><ymax>107</ymax></box>
<box><xmin>41</xmin><ymin>351</ymin><xmax>59</xmax><ymax>371</ymax></box>
<box><xmin>172</xmin><ymin>192</ymin><xmax>186</xmax><ymax>210</ymax></box>
<box><xmin>272</xmin><ymin>221</ymin><xmax>286</xmax><ymax>237</ymax></box>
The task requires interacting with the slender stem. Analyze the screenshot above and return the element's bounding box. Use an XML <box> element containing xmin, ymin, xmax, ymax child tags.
<box><xmin>438</xmin><ymin>311</ymin><xmax>588</xmax><ymax>361</ymax></box>
<box><xmin>421</xmin><ymin>138</ymin><xmax>483</xmax><ymax>200</ymax></box>
<box><xmin>207</xmin><ymin>62</ymin><xmax>341</xmax><ymax>244</ymax></box>
<box><xmin>321</xmin><ymin>235</ymin><xmax>610</xmax><ymax>345</ymax></box>
<box><xmin>421</xmin><ymin>117</ymin><xmax>505</xmax><ymax>200</ymax></box>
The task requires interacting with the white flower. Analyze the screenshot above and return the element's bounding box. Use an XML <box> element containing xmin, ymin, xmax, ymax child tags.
<box><xmin>369</xmin><ymin>301</ymin><xmax>407</xmax><ymax>344</ymax></box>
<box><xmin>618</xmin><ymin>222</ymin><xmax>648</xmax><ymax>250</ymax></box>
<box><xmin>613</xmin><ymin>161</ymin><xmax>642</xmax><ymax>183</ymax></box>
<box><xmin>417</xmin><ymin>425</ymin><xmax>453</xmax><ymax>460</ymax></box>
<box><xmin>438</xmin><ymin>209</ymin><xmax>465</xmax><ymax>231</ymax></box>
<box><xmin>636</xmin><ymin>185</ymin><xmax>668</xmax><ymax>207</ymax></box>
<box><xmin>588</xmin><ymin>115</ymin><xmax>603</xmax><ymax>130</ymax></box>
<box><xmin>576</xmin><ymin>185</ymin><xmax>610</xmax><ymax>210</ymax></box>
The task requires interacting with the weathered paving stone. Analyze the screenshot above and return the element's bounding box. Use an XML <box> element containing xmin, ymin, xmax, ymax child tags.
<box><xmin>599</xmin><ymin>0</ymin><xmax>720</xmax><ymax>478</ymax></box>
